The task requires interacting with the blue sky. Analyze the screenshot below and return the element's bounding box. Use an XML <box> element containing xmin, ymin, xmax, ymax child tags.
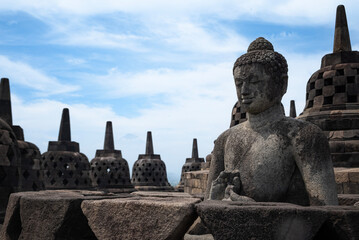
<box><xmin>0</xmin><ymin>0</ymin><xmax>358</xmax><ymax>185</ymax></box>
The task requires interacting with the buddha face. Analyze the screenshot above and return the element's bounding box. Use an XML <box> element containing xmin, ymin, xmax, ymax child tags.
<box><xmin>233</xmin><ymin>63</ymin><xmax>283</xmax><ymax>114</ymax></box>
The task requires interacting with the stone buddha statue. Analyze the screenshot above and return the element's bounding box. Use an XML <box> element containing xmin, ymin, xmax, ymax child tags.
<box><xmin>206</xmin><ymin>37</ymin><xmax>338</xmax><ymax>206</ymax></box>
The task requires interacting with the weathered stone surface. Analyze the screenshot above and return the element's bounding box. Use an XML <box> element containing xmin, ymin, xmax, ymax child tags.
<box><xmin>0</xmin><ymin>190</ymin><xmax>117</xmax><ymax>240</ymax></box>
<box><xmin>338</xmin><ymin>194</ymin><xmax>359</xmax><ymax>205</ymax></box>
<box><xmin>131</xmin><ymin>190</ymin><xmax>193</xmax><ymax>198</ymax></box>
<box><xmin>184</xmin><ymin>170</ymin><xmax>209</xmax><ymax>196</ymax></box>
<box><xmin>207</xmin><ymin>37</ymin><xmax>338</xmax><ymax>206</ymax></box>
<box><xmin>0</xmin><ymin>193</ymin><xmax>21</xmax><ymax>240</ymax></box>
<box><xmin>131</xmin><ymin>131</ymin><xmax>172</xmax><ymax>191</ymax></box>
<box><xmin>184</xmin><ymin>234</ymin><xmax>214</xmax><ymax>240</ymax></box>
<box><xmin>298</xmin><ymin>5</ymin><xmax>359</xmax><ymax>168</ymax></box>
<box><xmin>178</xmin><ymin>139</ymin><xmax>205</xmax><ymax>190</ymax></box>
<box><xmin>42</xmin><ymin>108</ymin><xmax>92</xmax><ymax>190</ymax></box>
<box><xmin>90</xmin><ymin>121</ymin><xmax>134</xmax><ymax>191</ymax></box>
<box><xmin>187</xmin><ymin>217</ymin><xmax>210</xmax><ymax>235</ymax></box>
<box><xmin>335</xmin><ymin>168</ymin><xmax>359</xmax><ymax>194</ymax></box>
<box><xmin>81</xmin><ymin>195</ymin><xmax>201</xmax><ymax>240</ymax></box>
<box><xmin>322</xmin><ymin>205</ymin><xmax>359</xmax><ymax>239</ymax></box>
<box><xmin>197</xmin><ymin>200</ymin><xmax>328</xmax><ymax>240</ymax></box>
<box><xmin>0</xmin><ymin>117</ymin><xmax>21</xmax><ymax>223</ymax></box>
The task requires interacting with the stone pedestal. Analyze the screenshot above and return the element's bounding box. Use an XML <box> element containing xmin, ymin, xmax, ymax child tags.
<box><xmin>0</xmin><ymin>190</ymin><xmax>201</xmax><ymax>240</ymax></box>
<box><xmin>197</xmin><ymin>200</ymin><xmax>359</xmax><ymax>240</ymax></box>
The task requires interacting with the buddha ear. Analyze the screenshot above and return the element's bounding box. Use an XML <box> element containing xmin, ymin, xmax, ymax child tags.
<box><xmin>282</xmin><ymin>74</ymin><xmax>288</xmax><ymax>95</ymax></box>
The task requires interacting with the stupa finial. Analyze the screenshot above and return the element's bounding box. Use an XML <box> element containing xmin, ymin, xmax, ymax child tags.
<box><xmin>145</xmin><ymin>131</ymin><xmax>154</xmax><ymax>155</ymax></box>
<box><xmin>103</xmin><ymin>121</ymin><xmax>114</xmax><ymax>151</ymax></box>
<box><xmin>333</xmin><ymin>5</ymin><xmax>351</xmax><ymax>53</ymax></box>
<box><xmin>58</xmin><ymin>108</ymin><xmax>71</xmax><ymax>141</ymax></box>
<box><xmin>290</xmin><ymin>100</ymin><xmax>297</xmax><ymax>118</ymax></box>
<box><xmin>192</xmin><ymin>138</ymin><xmax>199</xmax><ymax>159</ymax></box>
<box><xmin>0</xmin><ymin>78</ymin><xmax>13</xmax><ymax>126</ymax></box>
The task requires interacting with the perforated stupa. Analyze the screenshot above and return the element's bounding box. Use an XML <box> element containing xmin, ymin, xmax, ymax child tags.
<box><xmin>131</xmin><ymin>131</ymin><xmax>172</xmax><ymax>190</ymax></box>
<box><xmin>298</xmin><ymin>5</ymin><xmax>359</xmax><ymax>167</ymax></box>
<box><xmin>90</xmin><ymin>121</ymin><xmax>133</xmax><ymax>191</ymax></box>
<box><xmin>41</xmin><ymin>108</ymin><xmax>92</xmax><ymax>189</ymax></box>
<box><xmin>177</xmin><ymin>138</ymin><xmax>204</xmax><ymax>190</ymax></box>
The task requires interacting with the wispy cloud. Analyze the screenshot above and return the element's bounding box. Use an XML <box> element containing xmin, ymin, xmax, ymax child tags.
<box><xmin>0</xmin><ymin>55</ymin><xmax>79</xmax><ymax>96</ymax></box>
<box><xmin>1</xmin><ymin>0</ymin><xmax>357</xmax><ymax>24</ymax></box>
<box><xmin>88</xmin><ymin>62</ymin><xmax>236</xmax><ymax>99</ymax></box>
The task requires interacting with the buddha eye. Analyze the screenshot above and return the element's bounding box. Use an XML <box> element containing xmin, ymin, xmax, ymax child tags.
<box><xmin>236</xmin><ymin>81</ymin><xmax>243</xmax><ymax>87</ymax></box>
<box><xmin>249</xmin><ymin>77</ymin><xmax>260</xmax><ymax>84</ymax></box>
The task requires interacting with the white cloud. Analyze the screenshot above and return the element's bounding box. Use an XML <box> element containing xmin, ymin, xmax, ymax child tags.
<box><xmin>90</xmin><ymin>62</ymin><xmax>236</xmax><ymax>99</ymax></box>
<box><xmin>1</xmin><ymin>0</ymin><xmax>358</xmax><ymax>25</ymax></box>
<box><xmin>150</xmin><ymin>20</ymin><xmax>249</xmax><ymax>54</ymax></box>
<box><xmin>66</xmin><ymin>57</ymin><xmax>86</xmax><ymax>65</ymax></box>
<box><xmin>0</xmin><ymin>55</ymin><xmax>79</xmax><ymax>96</ymax></box>
<box><xmin>51</xmin><ymin>28</ymin><xmax>149</xmax><ymax>51</ymax></box>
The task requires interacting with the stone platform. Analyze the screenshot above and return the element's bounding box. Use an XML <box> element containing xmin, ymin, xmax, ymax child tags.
<box><xmin>184</xmin><ymin>170</ymin><xmax>209</xmax><ymax>195</ymax></box>
<box><xmin>184</xmin><ymin>168</ymin><xmax>359</xmax><ymax>197</ymax></box>
<box><xmin>197</xmin><ymin>200</ymin><xmax>359</xmax><ymax>240</ymax></box>
<box><xmin>335</xmin><ymin>168</ymin><xmax>359</xmax><ymax>193</ymax></box>
<box><xmin>0</xmin><ymin>190</ymin><xmax>201</xmax><ymax>240</ymax></box>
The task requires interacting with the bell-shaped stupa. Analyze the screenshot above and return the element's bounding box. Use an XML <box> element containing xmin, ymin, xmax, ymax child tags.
<box><xmin>0</xmin><ymin>78</ymin><xmax>44</xmax><ymax>192</ymax></box>
<box><xmin>90</xmin><ymin>121</ymin><xmax>134</xmax><ymax>192</ymax></box>
<box><xmin>298</xmin><ymin>5</ymin><xmax>359</xmax><ymax>167</ymax></box>
<box><xmin>230</xmin><ymin>101</ymin><xmax>247</xmax><ymax>127</ymax></box>
<box><xmin>131</xmin><ymin>131</ymin><xmax>172</xmax><ymax>190</ymax></box>
<box><xmin>177</xmin><ymin>138</ymin><xmax>204</xmax><ymax>190</ymax></box>
<box><xmin>0</xmin><ymin>78</ymin><xmax>22</xmax><ymax>223</ymax></box>
<box><xmin>41</xmin><ymin>108</ymin><xmax>92</xmax><ymax>189</ymax></box>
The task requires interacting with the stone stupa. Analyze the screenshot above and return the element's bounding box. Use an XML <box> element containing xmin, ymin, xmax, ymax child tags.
<box><xmin>90</xmin><ymin>121</ymin><xmax>134</xmax><ymax>192</ymax></box>
<box><xmin>230</xmin><ymin>101</ymin><xmax>247</xmax><ymax>127</ymax></box>
<box><xmin>298</xmin><ymin>5</ymin><xmax>359</xmax><ymax>167</ymax></box>
<box><xmin>0</xmin><ymin>78</ymin><xmax>44</xmax><ymax>192</ymax></box>
<box><xmin>177</xmin><ymin>138</ymin><xmax>204</xmax><ymax>191</ymax></box>
<box><xmin>0</xmin><ymin>79</ymin><xmax>21</xmax><ymax>223</ymax></box>
<box><xmin>131</xmin><ymin>131</ymin><xmax>172</xmax><ymax>191</ymax></box>
<box><xmin>41</xmin><ymin>108</ymin><xmax>92</xmax><ymax>189</ymax></box>
<box><xmin>289</xmin><ymin>100</ymin><xmax>297</xmax><ymax>118</ymax></box>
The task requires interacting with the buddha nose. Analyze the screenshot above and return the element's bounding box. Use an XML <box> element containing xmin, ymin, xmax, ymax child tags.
<box><xmin>241</xmin><ymin>81</ymin><xmax>250</xmax><ymax>95</ymax></box>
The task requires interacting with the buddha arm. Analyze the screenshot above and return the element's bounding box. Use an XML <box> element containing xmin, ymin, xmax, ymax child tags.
<box><xmin>205</xmin><ymin>132</ymin><xmax>227</xmax><ymax>200</ymax></box>
<box><xmin>293</xmin><ymin>124</ymin><xmax>338</xmax><ymax>205</ymax></box>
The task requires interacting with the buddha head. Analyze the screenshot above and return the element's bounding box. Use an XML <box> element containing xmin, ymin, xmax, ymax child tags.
<box><xmin>233</xmin><ymin>37</ymin><xmax>288</xmax><ymax>114</ymax></box>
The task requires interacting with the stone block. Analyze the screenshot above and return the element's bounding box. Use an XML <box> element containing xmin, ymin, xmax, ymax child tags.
<box><xmin>343</xmin><ymin>182</ymin><xmax>359</xmax><ymax>194</ymax></box>
<box><xmin>0</xmin><ymin>190</ymin><xmax>111</xmax><ymax>240</ymax></box>
<box><xmin>322</xmin><ymin>205</ymin><xmax>359</xmax><ymax>239</ymax></box>
<box><xmin>323</xmin><ymin>70</ymin><xmax>336</xmax><ymax>79</ymax></box>
<box><xmin>184</xmin><ymin>234</ymin><xmax>214</xmax><ymax>240</ymax></box>
<box><xmin>348</xmin><ymin>169</ymin><xmax>359</xmax><ymax>182</ymax></box>
<box><xmin>81</xmin><ymin>196</ymin><xmax>200</xmax><ymax>240</ymax></box>
<box><xmin>197</xmin><ymin>201</ymin><xmax>328</xmax><ymax>240</ymax></box>
<box><xmin>335</xmin><ymin>170</ymin><xmax>349</xmax><ymax>183</ymax></box>
<box><xmin>338</xmin><ymin>194</ymin><xmax>359</xmax><ymax>206</ymax></box>
<box><xmin>191</xmin><ymin>188</ymin><xmax>204</xmax><ymax>195</ymax></box>
<box><xmin>337</xmin><ymin>183</ymin><xmax>344</xmax><ymax>194</ymax></box>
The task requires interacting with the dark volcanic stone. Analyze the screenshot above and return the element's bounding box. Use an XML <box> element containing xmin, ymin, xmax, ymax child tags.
<box><xmin>178</xmin><ymin>139</ymin><xmax>205</xmax><ymax>189</ymax></box>
<box><xmin>90</xmin><ymin>121</ymin><xmax>134</xmax><ymax>190</ymax></box>
<box><xmin>197</xmin><ymin>201</ymin><xmax>328</xmax><ymax>240</ymax></box>
<box><xmin>0</xmin><ymin>190</ymin><xmax>112</xmax><ymax>240</ymax></box>
<box><xmin>81</xmin><ymin>194</ymin><xmax>200</xmax><ymax>240</ymax></box>
<box><xmin>131</xmin><ymin>131</ymin><xmax>172</xmax><ymax>190</ymax></box>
